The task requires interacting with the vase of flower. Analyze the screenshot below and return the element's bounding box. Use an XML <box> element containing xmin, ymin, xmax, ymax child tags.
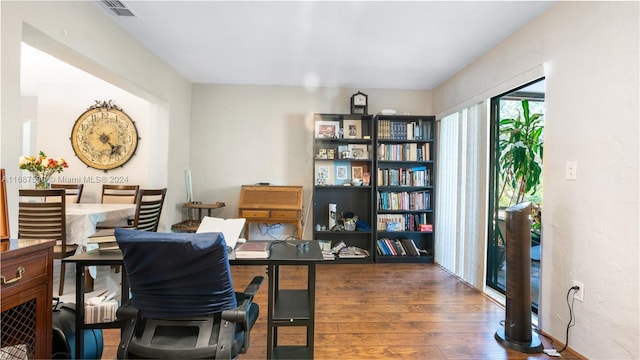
<box><xmin>19</xmin><ymin>151</ymin><xmax>68</xmax><ymax>189</ymax></box>
<box><xmin>32</xmin><ymin>172</ymin><xmax>52</xmax><ymax>189</ymax></box>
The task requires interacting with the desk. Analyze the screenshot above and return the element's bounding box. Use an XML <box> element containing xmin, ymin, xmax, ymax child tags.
<box><xmin>238</xmin><ymin>185</ymin><xmax>303</xmax><ymax>239</ymax></box>
<box><xmin>66</xmin><ymin>203</ymin><xmax>136</xmax><ymax>248</ymax></box>
<box><xmin>63</xmin><ymin>240</ymin><xmax>323</xmax><ymax>359</ymax></box>
<box><xmin>171</xmin><ymin>202</ymin><xmax>226</xmax><ymax>232</ymax></box>
<box><xmin>1</xmin><ymin>239</ymin><xmax>55</xmax><ymax>359</ymax></box>
<box><xmin>62</xmin><ymin>249</ymin><xmax>130</xmax><ymax>359</ymax></box>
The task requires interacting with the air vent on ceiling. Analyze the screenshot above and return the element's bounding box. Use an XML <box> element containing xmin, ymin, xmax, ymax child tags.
<box><xmin>101</xmin><ymin>0</ymin><xmax>135</xmax><ymax>17</ymax></box>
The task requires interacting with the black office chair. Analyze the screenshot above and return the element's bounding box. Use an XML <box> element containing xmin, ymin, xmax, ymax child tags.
<box><xmin>114</xmin><ymin>228</ymin><xmax>263</xmax><ymax>359</ymax></box>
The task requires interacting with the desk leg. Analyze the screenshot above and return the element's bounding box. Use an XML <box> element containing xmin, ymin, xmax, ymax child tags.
<box><xmin>74</xmin><ymin>263</ymin><xmax>85</xmax><ymax>359</ymax></box>
<box><xmin>266</xmin><ymin>264</ymin><xmax>277</xmax><ymax>359</ymax></box>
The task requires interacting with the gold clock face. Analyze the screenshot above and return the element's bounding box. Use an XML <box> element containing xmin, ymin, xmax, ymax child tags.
<box><xmin>71</xmin><ymin>107</ymin><xmax>138</xmax><ymax>170</ymax></box>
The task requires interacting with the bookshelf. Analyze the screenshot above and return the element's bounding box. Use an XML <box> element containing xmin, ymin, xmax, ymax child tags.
<box><xmin>374</xmin><ymin>114</ymin><xmax>436</xmax><ymax>263</ymax></box>
<box><xmin>312</xmin><ymin>113</ymin><xmax>374</xmax><ymax>262</ymax></box>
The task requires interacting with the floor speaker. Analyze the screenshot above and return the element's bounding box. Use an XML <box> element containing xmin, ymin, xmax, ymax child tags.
<box><xmin>495</xmin><ymin>202</ymin><xmax>543</xmax><ymax>353</ymax></box>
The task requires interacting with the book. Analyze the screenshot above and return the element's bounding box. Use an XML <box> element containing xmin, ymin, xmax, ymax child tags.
<box><xmin>196</xmin><ymin>216</ymin><xmax>246</xmax><ymax>249</ymax></box>
<box><xmin>234</xmin><ymin>241</ymin><xmax>271</xmax><ymax>259</ymax></box>
<box><xmin>87</xmin><ymin>228</ymin><xmax>116</xmax><ymax>243</ymax></box>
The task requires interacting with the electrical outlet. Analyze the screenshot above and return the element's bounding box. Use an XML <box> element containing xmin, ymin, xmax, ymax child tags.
<box><xmin>565</xmin><ymin>161</ymin><xmax>578</xmax><ymax>180</ymax></box>
<box><xmin>572</xmin><ymin>281</ymin><xmax>584</xmax><ymax>301</ymax></box>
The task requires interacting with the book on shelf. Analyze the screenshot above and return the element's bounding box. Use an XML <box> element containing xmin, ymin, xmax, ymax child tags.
<box><xmin>338</xmin><ymin>246</ymin><xmax>370</xmax><ymax>258</ymax></box>
<box><xmin>377</xmin><ymin>238</ymin><xmax>422</xmax><ymax>256</ymax></box>
<box><xmin>234</xmin><ymin>241</ymin><xmax>271</xmax><ymax>259</ymax></box>
<box><xmin>317</xmin><ymin>240</ymin><xmax>335</xmax><ymax>260</ymax></box>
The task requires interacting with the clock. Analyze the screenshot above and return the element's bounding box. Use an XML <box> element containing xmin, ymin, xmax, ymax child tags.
<box><xmin>350</xmin><ymin>91</ymin><xmax>368</xmax><ymax>114</ymax></box>
<box><xmin>70</xmin><ymin>100</ymin><xmax>139</xmax><ymax>171</ymax></box>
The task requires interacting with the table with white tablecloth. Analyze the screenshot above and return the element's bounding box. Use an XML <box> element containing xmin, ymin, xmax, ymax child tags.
<box><xmin>66</xmin><ymin>203</ymin><xmax>136</xmax><ymax>249</ymax></box>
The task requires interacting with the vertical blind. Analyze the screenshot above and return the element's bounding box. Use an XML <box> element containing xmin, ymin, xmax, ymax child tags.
<box><xmin>435</xmin><ymin>101</ymin><xmax>489</xmax><ymax>289</ymax></box>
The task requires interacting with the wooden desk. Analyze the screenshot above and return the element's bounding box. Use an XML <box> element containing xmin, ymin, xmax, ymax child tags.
<box><xmin>1</xmin><ymin>239</ymin><xmax>55</xmax><ymax>359</ymax></box>
<box><xmin>238</xmin><ymin>185</ymin><xmax>303</xmax><ymax>239</ymax></box>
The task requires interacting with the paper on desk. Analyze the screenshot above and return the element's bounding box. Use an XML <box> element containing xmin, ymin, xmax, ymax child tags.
<box><xmin>196</xmin><ymin>216</ymin><xmax>246</xmax><ymax>249</ymax></box>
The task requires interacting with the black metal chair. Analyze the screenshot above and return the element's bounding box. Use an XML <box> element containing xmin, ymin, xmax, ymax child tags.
<box><xmin>114</xmin><ymin>228</ymin><xmax>263</xmax><ymax>359</ymax></box>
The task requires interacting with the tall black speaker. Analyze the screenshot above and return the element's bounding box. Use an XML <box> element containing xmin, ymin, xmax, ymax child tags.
<box><xmin>495</xmin><ymin>202</ymin><xmax>543</xmax><ymax>353</ymax></box>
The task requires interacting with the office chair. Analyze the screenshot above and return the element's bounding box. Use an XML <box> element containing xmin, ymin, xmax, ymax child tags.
<box><xmin>18</xmin><ymin>189</ymin><xmax>75</xmax><ymax>295</ymax></box>
<box><xmin>115</xmin><ymin>228</ymin><xmax>263</xmax><ymax>359</ymax></box>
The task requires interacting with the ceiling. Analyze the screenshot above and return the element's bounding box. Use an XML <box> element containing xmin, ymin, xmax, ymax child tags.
<box><xmin>92</xmin><ymin>1</ymin><xmax>554</xmax><ymax>90</ymax></box>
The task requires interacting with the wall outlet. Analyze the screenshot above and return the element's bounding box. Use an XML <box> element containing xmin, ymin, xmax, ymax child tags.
<box><xmin>572</xmin><ymin>281</ymin><xmax>584</xmax><ymax>301</ymax></box>
<box><xmin>565</xmin><ymin>161</ymin><xmax>578</xmax><ymax>180</ymax></box>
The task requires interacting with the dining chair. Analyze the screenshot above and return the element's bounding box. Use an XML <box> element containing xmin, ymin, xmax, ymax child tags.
<box><xmin>95</xmin><ymin>188</ymin><xmax>167</xmax><ymax>231</ymax></box>
<box><xmin>50</xmin><ymin>183</ymin><xmax>84</xmax><ymax>203</ymax></box>
<box><xmin>101</xmin><ymin>184</ymin><xmax>140</xmax><ymax>204</ymax></box>
<box><xmin>18</xmin><ymin>189</ymin><xmax>76</xmax><ymax>295</ymax></box>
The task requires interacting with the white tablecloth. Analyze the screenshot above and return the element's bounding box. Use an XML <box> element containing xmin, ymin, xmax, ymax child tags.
<box><xmin>66</xmin><ymin>203</ymin><xmax>136</xmax><ymax>249</ymax></box>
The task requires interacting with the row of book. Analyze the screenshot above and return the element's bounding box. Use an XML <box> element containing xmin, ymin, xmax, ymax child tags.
<box><xmin>377</xmin><ymin>143</ymin><xmax>430</xmax><ymax>162</ymax></box>
<box><xmin>377</xmin><ymin>238</ymin><xmax>424</xmax><ymax>256</ymax></box>
<box><xmin>376</xmin><ymin>213</ymin><xmax>432</xmax><ymax>232</ymax></box>
<box><xmin>377</xmin><ymin>120</ymin><xmax>433</xmax><ymax>141</ymax></box>
<box><xmin>377</xmin><ymin>190</ymin><xmax>431</xmax><ymax>211</ymax></box>
<box><xmin>377</xmin><ymin>166</ymin><xmax>431</xmax><ymax>187</ymax></box>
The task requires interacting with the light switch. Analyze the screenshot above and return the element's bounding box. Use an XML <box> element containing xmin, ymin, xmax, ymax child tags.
<box><xmin>565</xmin><ymin>161</ymin><xmax>577</xmax><ymax>180</ymax></box>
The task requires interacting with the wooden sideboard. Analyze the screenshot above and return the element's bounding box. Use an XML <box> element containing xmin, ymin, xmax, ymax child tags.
<box><xmin>1</xmin><ymin>239</ymin><xmax>55</xmax><ymax>359</ymax></box>
<box><xmin>238</xmin><ymin>185</ymin><xmax>303</xmax><ymax>239</ymax></box>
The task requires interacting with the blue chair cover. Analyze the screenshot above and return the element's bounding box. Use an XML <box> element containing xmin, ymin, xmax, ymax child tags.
<box><xmin>115</xmin><ymin>228</ymin><xmax>237</xmax><ymax>318</ymax></box>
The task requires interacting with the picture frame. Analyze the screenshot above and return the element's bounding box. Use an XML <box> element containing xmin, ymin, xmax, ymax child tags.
<box><xmin>334</xmin><ymin>161</ymin><xmax>350</xmax><ymax>185</ymax></box>
<box><xmin>327</xmin><ymin>149</ymin><xmax>335</xmax><ymax>160</ymax></box>
<box><xmin>338</xmin><ymin>145</ymin><xmax>350</xmax><ymax>159</ymax></box>
<box><xmin>343</xmin><ymin>119</ymin><xmax>362</xmax><ymax>139</ymax></box>
<box><xmin>316</xmin><ymin>148</ymin><xmax>327</xmax><ymax>159</ymax></box>
<box><xmin>315</xmin><ymin>120</ymin><xmax>340</xmax><ymax>139</ymax></box>
<box><xmin>315</xmin><ymin>162</ymin><xmax>334</xmax><ymax>186</ymax></box>
<box><xmin>351</xmin><ymin>166</ymin><xmax>363</xmax><ymax>180</ymax></box>
<box><xmin>348</xmin><ymin>144</ymin><xmax>369</xmax><ymax>160</ymax></box>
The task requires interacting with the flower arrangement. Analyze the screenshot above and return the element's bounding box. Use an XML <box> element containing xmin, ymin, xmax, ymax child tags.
<box><xmin>19</xmin><ymin>151</ymin><xmax>69</xmax><ymax>189</ymax></box>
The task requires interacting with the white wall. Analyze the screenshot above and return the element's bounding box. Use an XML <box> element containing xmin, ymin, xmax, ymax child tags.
<box><xmin>432</xmin><ymin>2</ymin><xmax>639</xmax><ymax>359</ymax></box>
<box><xmin>1</xmin><ymin>1</ymin><xmax>192</xmax><ymax>233</ymax></box>
<box><xmin>190</xmin><ymin>85</ymin><xmax>431</xmax><ymax>239</ymax></box>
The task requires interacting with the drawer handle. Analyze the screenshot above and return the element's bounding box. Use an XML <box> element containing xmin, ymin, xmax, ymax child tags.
<box><xmin>1</xmin><ymin>266</ymin><xmax>26</xmax><ymax>285</ymax></box>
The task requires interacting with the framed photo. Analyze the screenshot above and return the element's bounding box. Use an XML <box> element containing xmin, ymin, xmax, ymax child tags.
<box><xmin>351</xmin><ymin>166</ymin><xmax>363</xmax><ymax>180</ymax></box>
<box><xmin>315</xmin><ymin>162</ymin><xmax>334</xmax><ymax>186</ymax></box>
<box><xmin>315</xmin><ymin>120</ymin><xmax>340</xmax><ymax>139</ymax></box>
<box><xmin>334</xmin><ymin>161</ymin><xmax>350</xmax><ymax>185</ymax></box>
<box><xmin>316</xmin><ymin>148</ymin><xmax>327</xmax><ymax>159</ymax></box>
<box><xmin>348</xmin><ymin>144</ymin><xmax>369</xmax><ymax>160</ymax></box>
<box><xmin>327</xmin><ymin>149</ymin><xmax>335</xmax><ymax>160</ymax></box>
<box><xmin>343</xmin><ymin>119</ymin><xmax>362</xmax><ymax>139</ymax></box>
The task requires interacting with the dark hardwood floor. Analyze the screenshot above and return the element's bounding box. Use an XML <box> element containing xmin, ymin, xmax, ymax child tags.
<box><xmin>99</xmin><ymin>263</ymin><xmax>584</xmax><ymax>359</ymax></box>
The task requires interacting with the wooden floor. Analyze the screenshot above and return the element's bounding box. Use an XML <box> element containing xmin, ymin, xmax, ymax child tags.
<box><xmin>100</xmin><ymin>263</ymin><xmax>584</xmax><ymax>360</ymax></box>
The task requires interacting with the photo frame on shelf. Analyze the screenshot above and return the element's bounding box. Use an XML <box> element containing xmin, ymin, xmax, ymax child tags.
<box><xmin>316</xmin><ymin>148</ymin><xmax>327</xmax><ymax>159</ymax></box>
<box><xmin>348</xmin><ymin>144</ymin><xmax>369</xmax><ymax>160</ymax></box>
<box><xmin>351</xmin><ymin>166</ymin><xmax>363</xmax><ymax>180</ymax></box>
<box><xmin>343</xmin><ymin>119</ymin><xmax>362</xmax><ymax>139</ymax></box>
<box><xmin>334</xmin><ymin>161</ymin><xmax>350</xmax><ymax>185</ymax></box>
<box><xmin>315</xmin><ymin>120</ymin><xmax>340</xmax><ymax>139</ymax></box>
<box><xmin>327</xmin><ymin>149</ymin><xmax>335</xmax><ymax>159</ymax></box>
<box><xmin>315</xmin><ymin>162</ymin><xmax>334</xmax><ymax>186</ymax></box>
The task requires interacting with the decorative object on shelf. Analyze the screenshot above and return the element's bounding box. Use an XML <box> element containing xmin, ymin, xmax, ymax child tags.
<box><xmin>71</xmin><ymin>100</ymin><xmax>139</xmax><ymax>171</ymax></box>
<box><xmin>19</xmin><ymin>151</ymin><xmax>68</xmax><ymax>189</ymax></box>
<box><xmin>350</xmin><ymin>91</ymin><xmax>368</xmax><ymax>115</ymax></box>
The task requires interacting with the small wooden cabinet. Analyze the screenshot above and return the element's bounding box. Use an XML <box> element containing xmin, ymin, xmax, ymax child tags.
<box><xmin>1</xmin><ymin>239</ymin><xmax>55</xmax><ymax>359</ymax></box>
<box><xmin>238</xmin><ymin>185</ymin><xmax>303</xmax><ymax>239</ymax></box>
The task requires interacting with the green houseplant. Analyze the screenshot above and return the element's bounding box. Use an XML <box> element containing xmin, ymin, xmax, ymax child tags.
<box><xmin>498</xmin><ymin>99</ymin><xmax>544</xmax><ymax>208</ymax></box>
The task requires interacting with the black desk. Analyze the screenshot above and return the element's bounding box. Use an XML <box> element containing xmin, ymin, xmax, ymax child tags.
<box><xmin>63</xmin><ymin>240</ymin><xmax>323</xmax><ymax>359</ymax></box>
<box><xmin>62</xmin><ymin>249</ymin><xmax>130</xmax><ymax>360</ymax></box>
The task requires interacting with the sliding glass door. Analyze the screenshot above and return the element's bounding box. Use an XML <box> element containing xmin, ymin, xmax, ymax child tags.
<box><xmin>486</xmin><ymin>78</ymin><xmax>545</xmax><ymax>311</ymax></box>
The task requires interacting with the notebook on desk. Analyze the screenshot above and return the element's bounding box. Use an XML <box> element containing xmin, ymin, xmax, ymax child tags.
<box><xmin>196</xmin><ymin>216</ymin><xmax>246</xmax><ymax>250</ymax></box>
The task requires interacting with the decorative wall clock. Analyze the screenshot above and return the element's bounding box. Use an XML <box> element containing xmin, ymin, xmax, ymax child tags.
<box><xmin>70</xmin><ymin>100</ymin><xmax>139</xmax><ymax>171</ymax></box>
